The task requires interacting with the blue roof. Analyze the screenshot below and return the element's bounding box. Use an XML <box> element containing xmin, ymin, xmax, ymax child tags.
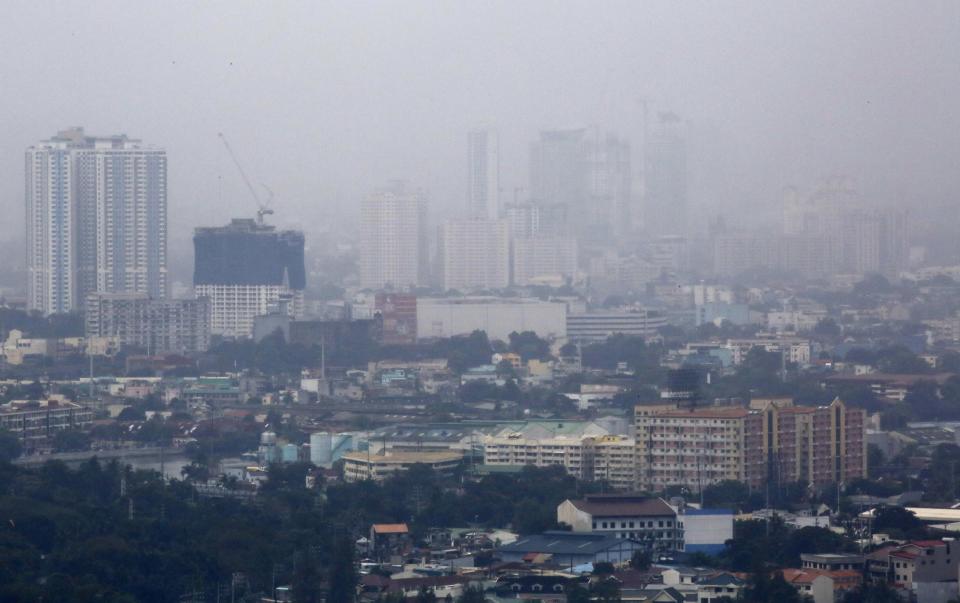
<box><xmin>498</xmin><ymin>531</ymin><xmax>638</xmax><ymax>556</ymax></box>
<box><xmin>682</xmin><ymin>508</ymin><xmax>734</xmax><ymax>516</ymax></box>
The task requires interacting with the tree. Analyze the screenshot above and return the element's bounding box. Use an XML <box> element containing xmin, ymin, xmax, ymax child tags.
<box><xmin>52</xmin><ymin>429</ymin><xmax>91</xmax><ymax>452</ymax></box>
<box><xmin>512</xmin><ymin>497</ymin><xmax>556</xmax><ymax>534</ymax></box>
<box><xmin>592</xmin><ymin>561</ymin><xmax>615</xmax><ymax>576</ymax></box>
<box><xmin>566</xmin><ymin>583</ymin><xmax>591</xmax><ymax>603</ymax></box>
<box><xmin>703</xmin><ymin>480</ymin><xmax>750</xmax><ymax>509</ymax></box>
<box><xmin>841</xmin><ymin>581</ymin><xmax>902</xmax><ymax>603</ymax></box>
<box><xmin>590</xmin><ymin>577</ymin><xmax>621</xmax><ymax>603</ymax></box>
<box><xmin>508</xmin><ymin>331</ymin><xmax>551</xmax><ymax>362</ymax></box>
<box><xmin>630</xmin><ymin>550</ymin><xmax>652</xmax><ymax>571</ymax></box>
<box><xmin>117</xmin><ymin>406</ymin><xmax>147</xmax><ymax>421</ymax></box>
<box><xmin>291</xmin><ymin>546</ymin><xmax>324</xmax><ymax>603</ymax></box>
<box><xmin>853</xmin><ymin>274</ymin><xmax>893</xmax><ymax>295</ymax></box>
<box><xmin>328</xmin><ymin>534</ymin><xmax>358</xmax><ymax>603</ymax></box>
<box><xmin>871</xmin><ymin>505</ymin><xmax>925</xmax><ymax>539</ymax></box>
<box><xmin>457</xmin><ymin>585</ymin><xmax>486</xmax><ymax>603</ymax></box>
<box><xmin>741</xmin><ymin>571</ymin><xmax>803</xmax><ymax>603</ymax></box>
<box><xmin>813</xmin><ymin>317</ymin><xmax>841</xmax><ymax>337</ymax></box>
<box><xmin>416</xmin><ymin>586</ymin><xmax>437</xmax><ymax>603</ymax></box>
<box><xmin>0</xmin><ymin>429</ymin><xmax>22</xmax><ymax>463</ymax></box>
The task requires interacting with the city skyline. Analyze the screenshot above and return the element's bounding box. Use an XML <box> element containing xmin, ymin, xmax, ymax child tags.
<box><xmin>0</xmin><ymin>2</ymin><xmax>956</xmax><ymax>249</ymax></box>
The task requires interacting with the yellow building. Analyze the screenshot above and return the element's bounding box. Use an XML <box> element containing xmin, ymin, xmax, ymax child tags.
<box><xmin>341</xmin><ymin>450</ymin><xmax>464</xmax><ymax>482</ymax></box>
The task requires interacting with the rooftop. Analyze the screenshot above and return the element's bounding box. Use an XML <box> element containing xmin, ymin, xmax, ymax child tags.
<box><xmin>342</xmin><ymin>450</ymin><xmax>464</xmax><ymax>464</ymax></box>
<box><xmin>567</xmin><ymin>496</ymin><xmax>676</xmax><ymax>518</ymax></box>
<box><xmin>498</xmin><ymin>531</ymin><xmax>635</xmax><ymax>556</ymax></box>
<box><xmin>372</xmin><ymin>523</ymin><xmax>409</xmax><ymax>535</ymax></box>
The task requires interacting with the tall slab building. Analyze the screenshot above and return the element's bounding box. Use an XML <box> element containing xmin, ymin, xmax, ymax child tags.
<box><xmin>193</xmin><ymin>218</ymin><xmax>306</xmax><ymax>338</ymax></box>
<box><xmin>26</xmin><ymin>127</ymin><xmax>167</xmax><ymax>315</ymax></box>
<box><xmin>359</xmin><ymin>182</ymin><xmax>429</xmax><ymax>290</ymax></box>
<box><xmin>467</xmin><ymin>128</ymin><xmax>500</xmax><ymax>220</ymax></box>
<box><xmin>644</xmin><ymin>113</ymin><xmax>687</xmax><ymax>237</ymax></box>
<box><xmin>529</xmin><ymin>126</ymin><xmax>631</xmax><ymax>243</ymax></box>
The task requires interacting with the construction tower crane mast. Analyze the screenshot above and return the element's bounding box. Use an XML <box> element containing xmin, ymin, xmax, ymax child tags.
<box><xmin>218</xmin><ymin>132</ymin><xmax>275</xmax><ymax>225</ymax></box>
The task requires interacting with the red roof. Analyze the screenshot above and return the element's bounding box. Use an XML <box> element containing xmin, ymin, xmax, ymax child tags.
<box><xmin>372</xmin><ymin>523</ymin><xmax>409</xmax><ymax>534</ymax></box>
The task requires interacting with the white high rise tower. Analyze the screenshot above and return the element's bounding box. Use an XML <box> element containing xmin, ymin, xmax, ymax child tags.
<box><xmin>26</xmin><ymin>128</ymin><xmax>167</xmax><ymax>315</ymax></box>
<box><xmin>359</xmin><ymin>181</ymin><xmax>429</xmax><ymax>290</ymax></box>
<box><xmin>467</xmin><ymin>128</ymin><xmax>500</xmax><ymax>219</ymax></box>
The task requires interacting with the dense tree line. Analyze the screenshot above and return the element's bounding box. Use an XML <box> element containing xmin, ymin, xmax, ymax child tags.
<box><xmin>0</xmin><ymin>458</ymin><xmax>596</xmax><ymax>602</ymax></box>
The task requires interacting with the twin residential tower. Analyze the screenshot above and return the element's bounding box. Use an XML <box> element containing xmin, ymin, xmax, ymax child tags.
<box><xmin>26</xmin><ymin>128</ymin><xmax>167</xmax><ymax>315</ymax></box>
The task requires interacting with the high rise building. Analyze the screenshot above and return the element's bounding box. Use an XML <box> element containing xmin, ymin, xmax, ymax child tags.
<box><xmin>781</xmin><ymin>177</ymin><xmax>908</xmax><ymax>277</ymax></box>
<box><xmin>512</xmin><ymin>235</ymin><xmax>578</xmax><ymax>287</ymax></box>
<box><xmin>530</xmin><ymin>127</ymin><xmax>631</xmax><ymax>242</ymax></box>
<box><xmin>644</xmin><ymin>113</ymin><xmax>687</xmax><ymax>236</ymax></box>
<box><xmin>85</xmin><ymin>292</ymin><xmax>210</xmax><ymax>354</ymax></box>
<box><xmin>438</xmin><ymin>219</ymin><xmax>510</xmax><ymax>291</ymax></box>
<box><xmin>467</xmin><ymin>128</ymin><xmax>500</xmax><ymax>220</ymax></box>
<box><xmin>193</xmin><ymin>218</ymin><xmax>305</xmax><ymax>338</ymax></box>
<box><xmin>359</xmin><ymin>182</ymin><xmax>429</xmax><ymax>290</ymax></box>
<box><xmin>26</xmin><ymin>128</ymin><xmax>167</xmax><ymax>315</ymax></box>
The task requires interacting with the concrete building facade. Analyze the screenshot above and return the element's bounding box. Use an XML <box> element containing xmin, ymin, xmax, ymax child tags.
<box><xmin>193</xmin><ymin>218</ymin><xmax>305</xmax><ymax>338</ymax></box>
<box><xmin>360</xmin><ymin>182</ymin><xmax>429</xmax><ymax>290</ymax></box>
<box><xmin>26</xmin><ymin>128</ymin><xmax>167</xmax><ymax>314</ymax></box>
<box><xmin>438</xmin><ymin>219</ymin><xmax>510</xmax><ymax>291</ymax></box>
<box><xmin>85</xmin><ymin>292</ymin><xmax>211</xmax><ymax>354</ymax></box>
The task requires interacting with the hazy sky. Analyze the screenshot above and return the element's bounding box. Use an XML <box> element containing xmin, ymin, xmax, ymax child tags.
<box><xmin>1</xmin><ymin>0</ymin><xmax>958</xmax><ymax>248</ymax></box>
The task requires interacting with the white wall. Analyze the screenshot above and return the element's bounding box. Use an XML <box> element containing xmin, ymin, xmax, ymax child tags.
<box><xmin>417</xmin><ymin>297</ymin><xmax>567</xmax><ymax>340</ymax></box>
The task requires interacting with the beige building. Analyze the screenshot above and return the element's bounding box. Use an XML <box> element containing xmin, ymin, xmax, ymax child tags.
<box><xmin>635</xmin><ymin>407</ymin><xmax>748</xmax><ymax>492</ymax></box>
<box><xmin>438</xmin><ymin>218</ymin><xmax>510</xmax><ymax>291</ymax></box>
<box><xmin>359</xmin><ymin>182</ymin><xmax>429</xmax><ymax>290</ymax></box>
<box><xmin>635</xmin><ymin>398</ymin><xmax>867</xmax><ymax>493</ymax></box>
<box><xmin>341</xmin><ymin>450</ymin><xmax>463</xmax><ymax>482</ymax></box>
<box><xmin>483</xmin><ymin>429</ymin><xmax>636</xmax><ymax>491</ymax></box>
<box><xmin>0</xmin><ymin>396</ymin><xmax>94</xmax><ymax>446</ymax></box>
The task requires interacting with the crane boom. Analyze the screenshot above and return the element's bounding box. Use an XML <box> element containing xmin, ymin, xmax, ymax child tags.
<box><xmin>218</xmin><ymin>132</ymin><xmax>272</xmax><ymax>224</ymax></box>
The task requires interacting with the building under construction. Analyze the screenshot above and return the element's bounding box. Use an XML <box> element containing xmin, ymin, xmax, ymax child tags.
<box><xmin>193</xmin><ymin>218</ymin><xmax>305</xmax><ymax>338</ymax></box>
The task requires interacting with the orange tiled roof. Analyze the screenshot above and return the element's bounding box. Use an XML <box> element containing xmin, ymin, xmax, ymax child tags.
<box><xmin>372</xmin><ymin>523</ymin><xmax>409</xmax><ymax>534</ymax></box>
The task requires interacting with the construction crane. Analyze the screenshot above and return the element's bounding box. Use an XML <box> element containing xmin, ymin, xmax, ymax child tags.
<box><xmin>218</xmin><ymin>132</ymin><xmax>275</xmax><ymax>225</ymax></box>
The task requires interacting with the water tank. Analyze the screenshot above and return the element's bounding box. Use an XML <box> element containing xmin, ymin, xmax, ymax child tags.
<box><xmin>310</xmin><ymin>432</ymin><xmax>333</xmax><ymax>466</ymax></box>
<box><xmin>281</xmin><ymin>443</ymin><xmax>299</xmax><ymax>463</ymax></box>
<box><xmin>261</xmin><ymin>431</ymin><xmax>277</xmax><ymax>446</ymax></box>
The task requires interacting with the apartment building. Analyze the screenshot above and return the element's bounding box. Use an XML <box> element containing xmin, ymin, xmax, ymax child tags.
<box><xmin>0</xmin><ymin>397</ymin><xmax>94</xmax><ymax>446</ymax></box>
<box><xmin>483</xmin><ymin>431</ymin><xmax>636</xmax><ymax>491</ymax></box>
<box><xmin>635</xmin><ymin>407</ymin><xmax>748</xmax><ymax>492</ymax></box>
<box><xmin>635</xmin><ymin>398</ymin><xmax>866</xmax><ymax>493</ymax></box>
<box><xmin>85</xmin><ymin>292</ymin><xmax>211</xmax><ymax>354</ymax></box>
<box><xmin>26</xmin><ymin>128</ymin><xmax>168</xmax><ymax>314</ymax></box>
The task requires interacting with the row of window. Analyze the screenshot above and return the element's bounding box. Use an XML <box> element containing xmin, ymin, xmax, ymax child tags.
<box><xmin>593</xmin><ymin>519</ymin><xmax>673</xmax><ymax>529</ymax></box>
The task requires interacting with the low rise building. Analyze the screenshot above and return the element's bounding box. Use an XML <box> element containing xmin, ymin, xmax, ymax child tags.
<box><xmin>566</xmin><ymin>310</ymin><xmax>666</xmax><ymax>343</ymax></box>
<box><xmin>0</xmin><ymin>397</ymin><xmax>93</xmax><ymax>446</ymax></box>
<box><xmin>341</xmin><ymin>450</ymin><xmax>464</xmax><ymax>482</ymax></box>
<box><xmin>483</xmin><ymin>423</ymin><xmax>635</xmax><ymax>490</ymax></box>
<box><xmin>781</xmin><ymin>568</ymin><xmax>862</xmax><ymax>603</ymax></box>
<box><xmin>677</xmin><ymin>507</ymin><xmax>734</xmax><ymax>555</ymax></box>
<box><xmin>696</xmin><ymin>573</ymin><xmax>746</xmax><ymax>603</ymax></box>
<box><xmin>557</xmin><ymin>495</ymin><xmax>679</xmax><ymax>552</ymax></box>
<box><xmin>496</xmin><ymin>531</ymin><xmax>646</xmax><ymax>565</ymax></box>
